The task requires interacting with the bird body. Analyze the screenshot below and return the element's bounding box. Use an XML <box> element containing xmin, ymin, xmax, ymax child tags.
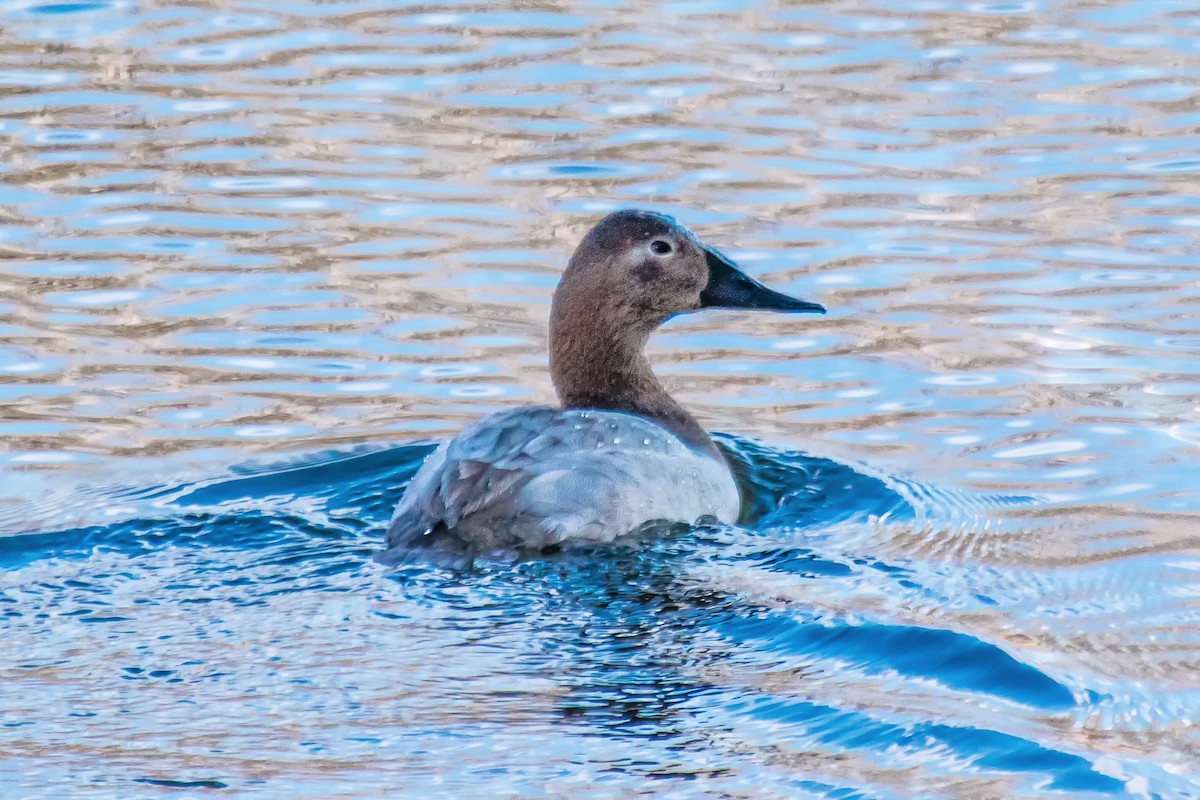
<box><xmin>384</xmin><ymin>406</ymin><xmax>740</xmax><ymax>554</ymax></box>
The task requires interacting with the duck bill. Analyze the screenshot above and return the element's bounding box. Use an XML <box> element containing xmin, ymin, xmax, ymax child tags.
<box><xmin>699</xmin><ymin>248</ymin><xmax>825</xmax><ymax>314</ymax></box>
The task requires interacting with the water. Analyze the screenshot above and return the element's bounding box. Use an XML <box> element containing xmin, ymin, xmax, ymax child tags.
<box><xmin>2</xmin><ymin>0</ymin><xmax>1199</xmax><ymax>796</ymax></box>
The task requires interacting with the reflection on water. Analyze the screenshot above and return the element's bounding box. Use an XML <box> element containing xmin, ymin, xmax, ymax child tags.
<box><xmin>1</xmin><ymin>0</ymin><xmax>1198</xmax><ymax>796</ymax></box>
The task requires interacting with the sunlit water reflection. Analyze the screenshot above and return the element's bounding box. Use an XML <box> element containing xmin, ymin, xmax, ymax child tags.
<box><xmin>1</xmin><ymin>0</ymin><xmax>1198</xmax><ymax>797</ymax></box>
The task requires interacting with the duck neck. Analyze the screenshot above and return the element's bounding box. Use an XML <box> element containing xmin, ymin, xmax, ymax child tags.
<box><xmin>549</xmin><ymin>316</ymin><xmax>720</xmax><ymax>458</ymax></box>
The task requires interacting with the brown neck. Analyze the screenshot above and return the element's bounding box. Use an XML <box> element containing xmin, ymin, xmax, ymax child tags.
<box><xmin>549</xmin><ymin>305</ymin><xmax>719</xmax><ymax>458</ymax></box>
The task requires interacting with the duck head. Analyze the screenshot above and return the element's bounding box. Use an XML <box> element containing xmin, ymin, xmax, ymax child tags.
<box><xmin>550</xmin><ymin>210</ymin><xmax>825</xmax><ymax>450</ymax></box>
<box><xmin>553</xmin><ymin>209</ymin><xmax>824</xmax><ymax>334</ymax></box>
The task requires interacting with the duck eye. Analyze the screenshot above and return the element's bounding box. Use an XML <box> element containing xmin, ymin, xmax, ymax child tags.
<box><xmin>650</xmin><ymin>240</ymin><xmax>673</xmax><ymax>255</ymax></box>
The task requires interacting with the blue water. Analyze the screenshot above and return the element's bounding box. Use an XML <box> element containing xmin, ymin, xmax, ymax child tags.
<box><xmin>0</xmin><ymin>439</ymin><xmax>1131</xmax><ymax>796</ymax></box>
<box><xmin>3</xmin><ymin>0</ymin><xmax>1200</xmax><ymax>796</ymax></box>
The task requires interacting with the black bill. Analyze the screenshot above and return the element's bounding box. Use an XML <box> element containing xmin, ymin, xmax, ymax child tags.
<box><xmin>699</xmin><ymin>247</ymin><xmax>826</xmax><ymax>314</ymax></box>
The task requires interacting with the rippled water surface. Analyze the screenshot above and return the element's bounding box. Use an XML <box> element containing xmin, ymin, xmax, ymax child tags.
<box><xmin>3</xmin><ymin>0</ymin><xmax>1200</xmax><ymax>797</ymax></box>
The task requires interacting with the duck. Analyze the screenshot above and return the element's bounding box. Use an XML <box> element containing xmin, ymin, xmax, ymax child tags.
<box><xmin>383</xmin><ymin>209</ymin><xmax>825</xmax><ymax>560</ymax></box>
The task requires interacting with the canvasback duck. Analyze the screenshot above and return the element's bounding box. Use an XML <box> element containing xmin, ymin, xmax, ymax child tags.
<box><xmin>384</xmin><ymin>210</ymin><xmax>824</xmax><ymax>559</ymax></box>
